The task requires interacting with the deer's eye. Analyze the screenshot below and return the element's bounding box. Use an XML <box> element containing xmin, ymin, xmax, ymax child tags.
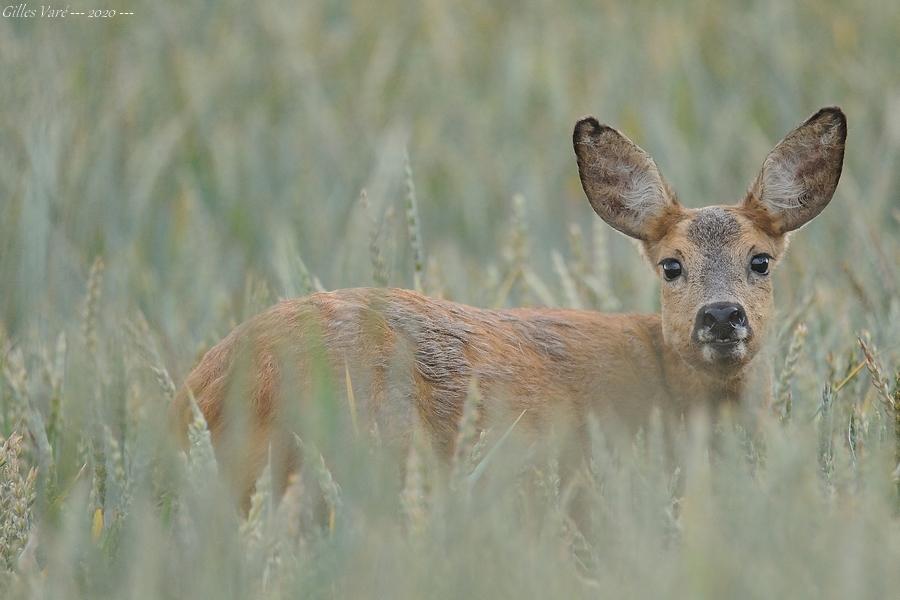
<box><xmin>750</xmin><ymin>254</ymin><xmax>770</xmax><ymax>275</ymax></box>
<box><xmin>660</xmin><ymin>258</ymin><xmax>683</xmax><ymax>281</ymax></box>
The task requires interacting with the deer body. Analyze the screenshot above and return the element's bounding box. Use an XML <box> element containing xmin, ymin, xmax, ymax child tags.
<box><xmin>173</xmin><ymin>107</ymin><xmax>846</xmax><ymax>507</ymax></box>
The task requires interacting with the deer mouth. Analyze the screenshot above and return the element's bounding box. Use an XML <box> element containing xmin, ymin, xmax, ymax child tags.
<box><xmin>708</xmin><ymin>339</ymin><xmax>741</xmax><ymax>348</ymax></box>
<box><xmin>697</xmin><ymin>335</ymin><xmax>751</xmax><ymax>364</ymax></box>
<box><xmin>693</xmin><ymin>323</ymin><xmax>753</xmax><ymax>363</ymax></box>
<box><xmin>695</xmin><ymin>323</ymin><xmax>751</xmax><ymax>346</ymax></box>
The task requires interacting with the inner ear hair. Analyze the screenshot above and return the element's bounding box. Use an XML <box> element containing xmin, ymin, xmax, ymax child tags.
<box><xmin>743</xmin><ymin>107</ymin><xmax>847</xmax><ymax>235</ymax></box>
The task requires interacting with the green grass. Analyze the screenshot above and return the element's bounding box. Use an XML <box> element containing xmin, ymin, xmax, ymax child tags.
<box><xmin>1</xmin><ymin>0</ymin><xmax>899</xmax><ymax>597</ymax></box>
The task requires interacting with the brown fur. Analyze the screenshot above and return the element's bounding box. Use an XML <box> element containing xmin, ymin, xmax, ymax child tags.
<box><xmin>172</xmin><ymin>107</ymin><xmax>847</xmax><ymax>511</ymax></box>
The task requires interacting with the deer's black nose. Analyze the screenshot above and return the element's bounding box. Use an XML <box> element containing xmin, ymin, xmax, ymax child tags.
<box><xmin>695</xmin><ymin>302</ymin><xmax>747</xmax><ymax>340</ymax></box>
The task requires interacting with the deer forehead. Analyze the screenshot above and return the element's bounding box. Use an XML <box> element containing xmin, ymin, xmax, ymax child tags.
<box><xmin>662</xmin><ymin>207</ymin><xmax>772</xmax><ymax>259</ymax></box>
<box><xmin>685</xmin><ymin>207</ymin><xmax>741</xmax><ymax>251</ymax></box>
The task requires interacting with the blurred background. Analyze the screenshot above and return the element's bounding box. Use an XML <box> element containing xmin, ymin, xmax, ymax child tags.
<box><xmin>0</xmin><ymin>0</ymin><xmax>899</xmax><ymax>597</ymax></box>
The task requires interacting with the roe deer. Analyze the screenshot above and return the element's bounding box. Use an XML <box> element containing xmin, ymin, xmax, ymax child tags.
<box><xmin>172</xmin><ymin>107</ymin><xmax>846</xmax><ymax>509</ymax></box>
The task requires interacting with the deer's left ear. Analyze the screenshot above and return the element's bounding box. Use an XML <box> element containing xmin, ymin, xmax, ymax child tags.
<box><xmin>743</xmin><ymin>107</ymin><xmax>847</xmax><ymax>235</ymax></box>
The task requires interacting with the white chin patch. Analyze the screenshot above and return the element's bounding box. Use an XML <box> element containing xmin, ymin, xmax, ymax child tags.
<box><xmin>701</xmin><ymin>341</ymin><xmax>748</xmax><ymax>363</ymax></box>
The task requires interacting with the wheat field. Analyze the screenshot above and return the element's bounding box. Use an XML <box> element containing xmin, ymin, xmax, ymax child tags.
<box><xmin>1</xmin><ymin>0</ymin><xmax>899</xmax><ymax>597</ymax></box>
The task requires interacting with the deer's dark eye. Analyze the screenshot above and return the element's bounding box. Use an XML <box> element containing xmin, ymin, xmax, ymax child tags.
<box><xmin>750</xmin><ymin>254</ymin><xmax>771</xmax><ymax>275</ymax></box>
<box><xmin>660</xmin><ymin>258</ymin><xmax>683</xmax><ymax>281</ymax></box>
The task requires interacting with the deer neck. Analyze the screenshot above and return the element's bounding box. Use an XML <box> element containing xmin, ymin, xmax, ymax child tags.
<box><xmin>655</xmin><ymin>322</ymin><xmax>764</xmax><ymax>411</ymax></box>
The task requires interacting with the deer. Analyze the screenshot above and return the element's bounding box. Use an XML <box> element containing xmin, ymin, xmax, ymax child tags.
<box><xmin>171</xmin><ymin>107</ymin><xmax>846</xmax><ymax>516</ymax></box>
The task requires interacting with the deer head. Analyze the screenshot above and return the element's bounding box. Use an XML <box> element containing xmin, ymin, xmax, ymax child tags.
<box><xmin>574</xmin><ymin>107</ymin><xmax>846</xmax><ymax>375</ymax></box>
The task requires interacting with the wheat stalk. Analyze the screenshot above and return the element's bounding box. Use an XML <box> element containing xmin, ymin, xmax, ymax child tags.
<box><xmin>450</xmin><ymin>378</ymin><xmax>482</xmax><ymax>488</ymax></box>
<box><xmin>552</xmin><ymin>251</ymin><xmax>583</xmax><ymax>309</ymax></box>
<box><xmin>567</xmin><ymin>223</ymin><xmax>592</xmax><ymax>303</ymax></box>
<box><xmin>893</xmin><ymin>372</ymin><xmax>900</xmax><ymax>487</ymax></box>
<box><xmin>81</xmin><ymin>256</ymin><xmax>105</xmax><ymax>361</ymax></box>
<box><xmin>857</xmin><ymin>335</ymin><xmax>896</xmax><ymax>411</ymax></box>
<box><xmin>857</xmin><ymin>338</ymin><xmax>900</xmax><ymax>502</ymax></box>
<box><xmin>590</xmin><ymin>218</ymin><xmax>621</xmax><ymax>311</ymax></box>
<box><xmin>104</xmin><ymin>424</ymin><xmax>129</xmax><ymax>514</ymax></box>
<box><xmin>360</xmin><ymin>188</ymin><xmax>390</xmax><ymax>287</ymax></box>
<box><xmin>241</xmin><ymin>451</ymin><xmax>273</xmax><ymax>550</ymax></box>
<box><xmin>126</xmin><ymin>312</ymin><xmax>176</xmax><ymax>399</ymax></box>
<box><xmin>275</xmin><ymin>472</ymin><xmax>306</xmax><ymax>548</ymax></box>
<box><xmin>493</xmin><ymin>194</ymin><xmax>529</xmax><ymax>307</ymax></box>
<box><xmin>776</xmin><ymin>322</ymin><xmax>807</xmax><ymax>421</ymax></box>
<box><xmin>42</xmin><ymin>332</ymin><xmax>66</xmax><ymax>452</ymax></box>
<box><xmin>294</xmin><ymin>435</ymin><xmax>341</xmax><ymax>535</ymax></box>
<box><xmin>817</xmin><ymin>384</ymin><xmax>836</xmax><ymax>489</ymax></box>
<box><xmin>2</xmin><ymin>348</ymin><xmax>29</xmax><ymax>436</ymax></box>
<box><xmin>292</xmin><ymin>252</ymin><xmax>325</xmax><ymax>295</ymax></box>
<box><xmin>185</xmin><ymin>391</ymin><xmax>218</xmax><ymax>479</ymax></box>
<box><xmin>403</xmin><ymin>149</ymin><xmax>425</xmax><ymax>293</ymax></box>
<box><xmin>401</xmin><ymin>426</ymin><xmax>429</xmax><ymax>535</ymax></box>
<box><xmin>0</xmin><ymin>433</ymin><xmax>37</xmax><ymax>571</ymax></box>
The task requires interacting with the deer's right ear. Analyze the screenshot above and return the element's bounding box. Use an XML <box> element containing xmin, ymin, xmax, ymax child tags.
<box><xmin>574</xmin><ymin>117</ymin><xmax>681</xmax><ymax>241</ymax></box>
